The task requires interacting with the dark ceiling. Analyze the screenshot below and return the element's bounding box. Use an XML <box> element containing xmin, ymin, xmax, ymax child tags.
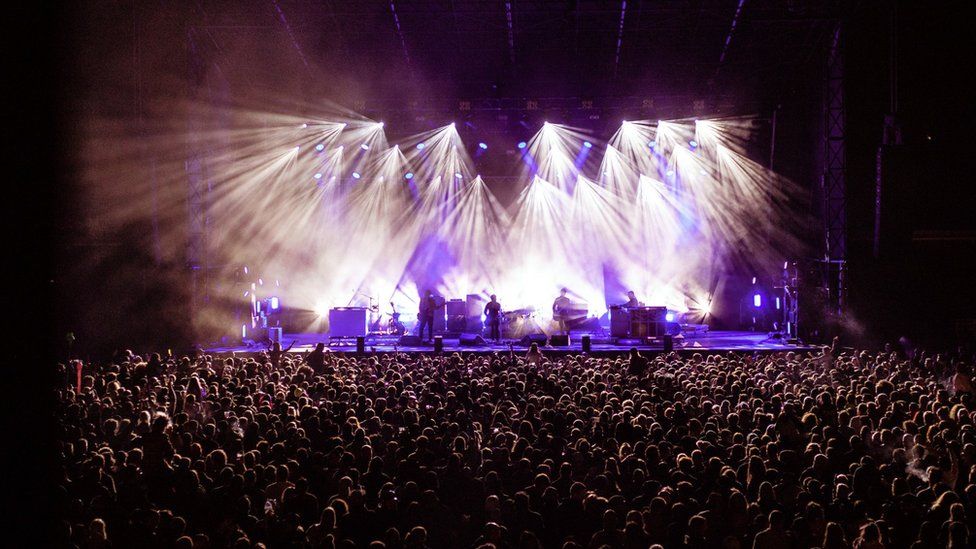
<box><xmin>184</xmin><ymin>0</ymin><xmax>846</xmax><ymax>112</ymax></box>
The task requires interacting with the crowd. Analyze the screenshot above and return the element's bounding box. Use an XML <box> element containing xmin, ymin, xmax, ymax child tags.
<box><xmin>55</xmin><ymin>340</ymin><xmax>976</xmax><ymax>548</ymax></box>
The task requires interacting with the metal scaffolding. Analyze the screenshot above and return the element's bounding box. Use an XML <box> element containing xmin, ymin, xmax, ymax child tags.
<box><xmin>821</xmin><ymin>22</ymin><xmax>847</xmax><ymax>316</ymax></box>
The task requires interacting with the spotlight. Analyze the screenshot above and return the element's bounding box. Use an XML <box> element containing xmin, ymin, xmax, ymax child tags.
<box><xmin>666</xmin><ymin>170</ymin><xmax>675</xmax><ymax>177</ymax></box>
<box><xmin>294</xmin><ymin>146</ymin><xmax>300</xmax><ymax>151</ymax></box>
<box><xmin>478</xmin><ymin>142</ymin><xmax>488</xmax><ymax>150</ymax></box>
<box><xmin>699</xmin><ymin>169</ymin><xmax>707</xmax><ymax>175</ymax></box>
<box><xmin>378</xmin><ymin>121</ymin><xmax>385</xmax><ymax>127</ymax></box>
<box><xmin>416</xmin><ymin>142</ymin><xmax>426</xmax><ymax>150</ymax></box>
<box><xmin>517</xmin><ymin>141</ymin><xmax>527</xmax><ymax>149</ymax></box>
<box><xmin>315</xmin><ymin>144</ymin><xmax>324</xmax><ymax>151</ymax></box>
<box><xmin>361</xmin><ymin>143</ymin><xmax>370</xmax><ymax>150</ymax></box>
<box><xmin>752</xmin><ymin>276</ymin><xmax>757</xmax><ymax>285</ymax></box>
<box><xmin>454</xmin><ymin>173</ymin><xmax>463</xmax><ymax>179</ymax></box>
<box><xmin>313</xmin><ymin>301</ymin><xmax>329</xmax><ymax>317</ymax></box>
<box><xmin>753</xmin><ymin>294</ymin><xmax>762</xmax><ymax>308</ymax></box>
<box><xmin>405</xmin><ymin>172</ymin><xmax>414</xmax><ymax>180</ymax></box>
<box><xmin>313</xmin><ymin>173</ymin><xmax>322</xmax><ymax>179</ymax></box>
<box><xmin>270</xmin><ymin>297</ymin><xmax>280</xmax><ymax>310</ymax></box>
<box><xmin>665</xmin><ymin>312</ymin><xmax>675</xmax><ymax>322</ymax></box>
<box><xmin>689</xmin><ymin>140</ymin><xmax>698</xmax><ymax>149</ymax></box>
<box><xmin>300</xmin><ymin>123</ymin><xmax>307</xmax><ymax>129</ymax></box>
<box><xmin>775</xmin><ymin>297</ymin><xmax>781</xmax><ymax>310</ymax></box>
<box><xmin>583</xmin><ymin>141</ymin><xmax>592</xmax><ymax>148</ymax></box>
<box><xmin>649</xmin><ymin>141</ymin><xmax>657</xmax><ymax>150</ymax></box>
<box><xmin>352</xmin><ymin>172</ymin><xmax>361</xmax><ymax>179</ymax></box>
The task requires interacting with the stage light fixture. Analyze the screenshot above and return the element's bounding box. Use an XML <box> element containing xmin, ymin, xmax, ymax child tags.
<box><xmin>752</xmin><ymin>276</ymin><xmax>757</xmax><ymax>285</ymax></box>
<box><xmin>455</xmin><ymin>173</ymin><xmax>463</xmax><ymax>179</ymax></box>
<box><xmin>689</xmin><ymin>140</ymin><xmax>698</xmax><ymax>149</ymax></box>
<box><xmin>300</xmin><ymin>123</ymin><xmax>307</xmax><ymax>129</ymax></box>
<box><xmin>416</xmin><ymin>142</ymin><xmax>426</xmax><ymax>150</ymax></box>
<box><xmin>666</xmin><ymin>312</ymin><xmax>675</xmax><ymax>322</ymax></box>
<box><xmin>313</xmin><ymin>173</ymin><xmax>322</xmax><ymax>179</ymax></box>
<box><xmin>378</xmin><ymin>121</ymin><xmax>385</xmax><ymax>127</ymax></box>
<box><xmin>478</xmin><ymin>142</ymin><xmax>488</xmax><ymax>149</ymax></box>
<box><xmin>775</xmin><ymin>297</ymin><xmax>781</xmax><ymax>310</ymax></box>
<box><xmin>583</xmin><ymin>141</ymin><xmax>592</xmax><ymax>148</ymax></box>
<box><xmin>404</xmin><ymin>172</ymin><xmax>414</xmax><ymax>180</ymax></box>
<box><xmin>294</xmin><ymin>146</ymin><xmax>301</xmax><ymax>151</ymax></box>
<box><xmin>270</xmin><ymin>297</ymin><xmax>280</xmax><ymax>310</ymax></box>
<box><xmin>360</xmin><ymin>144</ymin><xmax>370</xmax><ymax>150</ymax></box>
<box><xmin>666</xmin><ymin>170</ymin><xmax>675</xmax><ymax>177</ymax></box>
<box><xmin>352</xmin><ymin>172</ymin><xmax>361</xmax><ymax>179</ymax></box>
<box><xmin>517</xmin><ymin>141</ymin><xmax>527</xmax><ymax>149</ymax></box>
<box><xmin>753</xmin><ymin>294</ymin><xmax>762</xmax><ymax>308</ymax></box>
<box><xmin>315</xmin><ymin>144</ymin><xmax>324</xmax><ymax>151</ymax></box>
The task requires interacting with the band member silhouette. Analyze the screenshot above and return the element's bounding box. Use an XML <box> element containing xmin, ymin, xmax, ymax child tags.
<box><xmin>418</xmin><ymin>289</ymin><xmax>438</xmax><ymax>342</ymax></box>
<box><xmin>552</xmin><ymin>288</ymin><xmax>572</xmax><ymax>334</ymax></box>
<box><xmin>484</xmin><ymin>294</ymin><xmax>501</xmax><ymax>342</ymax></box>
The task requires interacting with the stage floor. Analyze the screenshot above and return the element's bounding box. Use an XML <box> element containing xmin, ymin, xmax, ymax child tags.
<box><xmin>206</xmin><ymin>330</ymin><xmax>813</xmax><ymax>355</ymax></box>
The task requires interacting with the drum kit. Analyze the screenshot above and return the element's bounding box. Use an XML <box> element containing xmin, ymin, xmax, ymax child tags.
<box><xmin>366</xmin><ymin>298</ymin><xmax>406</xmax><ymax>336</ymax></box>
<box><xmin>490</xmin><ymin>308</ymin><xmax>542</xmax><ymax>339</ymax></box>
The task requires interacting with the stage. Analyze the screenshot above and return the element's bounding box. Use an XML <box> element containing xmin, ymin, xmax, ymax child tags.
<box><xmin>205</xmin><ymin>329</ymin><xmax>814</xmax><ymax>356</ymax></box>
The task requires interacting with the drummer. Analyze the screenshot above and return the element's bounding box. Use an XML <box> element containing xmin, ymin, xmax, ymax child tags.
<box><xmin>622</xmin><ymin>290</ymin><xmax>641</xmax><ymax>308</ymax></box>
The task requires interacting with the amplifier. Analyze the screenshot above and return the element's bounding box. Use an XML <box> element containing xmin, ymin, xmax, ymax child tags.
<box><xmin>329</xmin><ymin>307</ymin><xmax>367</xmax><ymax>338</ymax></box>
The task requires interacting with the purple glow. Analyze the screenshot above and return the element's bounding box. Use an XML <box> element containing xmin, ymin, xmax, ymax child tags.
<box><xmin>753</xmin><ymin>294</ymin><xmax>762</xmax><ymax>308</ymax></box>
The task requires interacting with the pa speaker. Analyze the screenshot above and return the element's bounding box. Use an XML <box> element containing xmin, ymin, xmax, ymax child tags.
<box><xmin>459</xmin><ymin>333</ymin><xmax>486</xmax><ymax>346</ymax></box>
<box><xmin>398</xmin><ymin>335</ymin><xmax>422</xmax><ymax>346</ymax></box>
<box><xmin>550</xmin><ymin>334</ymin><xmax>570</xmax><ymax>346</ymax></box>
<box><xmin>519</xmin><ymin>334</ymin><xmax>548</xmax><ymax>347</ymax></box>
